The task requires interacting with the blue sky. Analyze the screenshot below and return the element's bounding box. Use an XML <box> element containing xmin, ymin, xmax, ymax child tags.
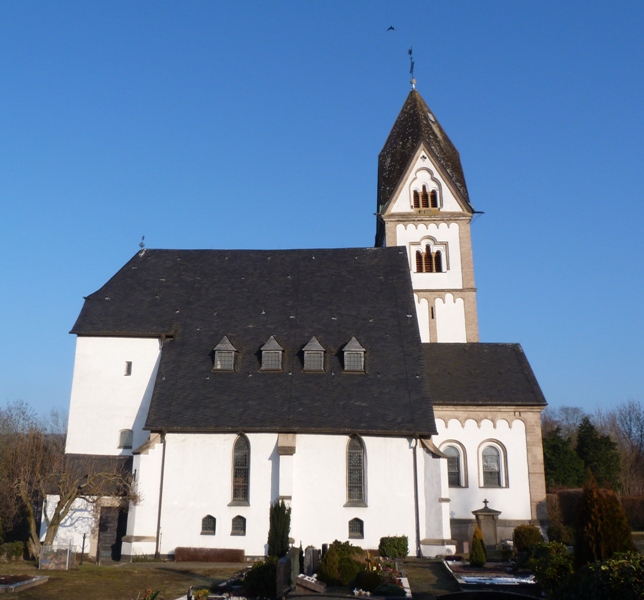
<box><xmin>1</xmin><ymin>1</ymin><xmax>642</xmax><ymax>417</ymax></box>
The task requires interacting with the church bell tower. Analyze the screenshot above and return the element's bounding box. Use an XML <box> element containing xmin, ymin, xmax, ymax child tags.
<box><xmin>376</xmin><ymin>85</ymin><xmax>479</xmax><ymax>343</ymax></box>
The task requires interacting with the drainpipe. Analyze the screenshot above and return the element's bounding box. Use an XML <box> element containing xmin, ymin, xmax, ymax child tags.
<box><xmin>155</xmin><ymin>431</ymin><xmax>167</xmax><ymax>559</ymax></box>
<box><xmin>412</xmin><ymin>438</ymin><xmax>421</xmax><ymax>558</ymax></box>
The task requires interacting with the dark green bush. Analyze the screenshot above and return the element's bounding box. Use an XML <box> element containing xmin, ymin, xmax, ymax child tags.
<box><xmin>373</xmin><ymin>583</ymin><xmax>406</xmax><ymax>596</ymax></box>
<box><xmin>267</xmin><ymin>500</ymin><xmax>291</xmax><ymax>558</ymax></box>
<box><xmin>561</xmin><ymin>552</ymin><xmax>644</xmax><ymax>600</ymax></box>
<box><xmin>317</xmin><ymin>540</ymin><xmax>364</xmax><ymax>586</ymax></box>
<box><xmin>530</xmin><ymin>542</ymin><xmax>574</xmax><ymax>597</ymax></box>
<box><xmin>378</xmin><ymin>536</ymin><xmax>409</xmax><ymax>558</ymax></box>
<box><xmin>353</xmin><ymin>569</ymin><xmax>384</xmax><ymax>592</ymax></box>
<box><xmin>244</xmin><ymin>556</ymin><xmax>278</xmax><ymax>599</ymax></box>
<box><xmin>469</xmin><ymin>526</ymin><xmax>486</xmax><ymax>567</ymax></box>
<box><xmin>512</xmin><ymin>524</ymin><xmax>543</xmax><ymax>552</ymax></box>
<box><xmin>547</xmin><ymin>523</ymin><xmax>574</xmax><ymax>545</ymax></box>
<box><xmin>0</xmin><ymin>541</ymin><xmax>24</xmax><ymax>562</ymax></box>
<box><xmin>620</xmin><ymin>495</ymin><xmax>644</xmax><ymax>531</ymax></box>
<box><xmin>574</xmin><ymin>479</ymin><xmax>636</xmax><ymax>567</ymax></box>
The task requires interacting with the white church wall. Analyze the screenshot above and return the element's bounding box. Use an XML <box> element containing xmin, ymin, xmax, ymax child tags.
<box><xmin>66</xmin><ymin>337</ymin><xmax>161</xmax><ymax>456</ymax></box>
<box><xmin>117</xmin><ymin>433</ymin><xmax>423</xmax><ymax>557</ymax></box>
<box><xmin>413</xmin><ymin>295</ymin><xmax>430</xmax><ymax>342</ymax></box>
<box><xmin>396</xmin><ymin>223</ymin><xmax>463</xmax><ymax>290</ymax></box>
<box><xmin>42</xmin><ymin>495</ymin><xmax>96</xmax><ymax>552</ymax></box>
<box><xmin>434</xmin><ymin>417</ymin><xmax>531</xmax><ymax>521</ymax></box>
<box><xmin>435</xmin><ymin>295</ymin><xmax>467</xmax><ymax>342</ymax></box>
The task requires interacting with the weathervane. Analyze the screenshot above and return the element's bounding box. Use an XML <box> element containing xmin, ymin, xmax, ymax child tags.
<box><xmin>408</xmin><ymin>47</ymin><xmax>416</xmax><ymax>90</ymax></box>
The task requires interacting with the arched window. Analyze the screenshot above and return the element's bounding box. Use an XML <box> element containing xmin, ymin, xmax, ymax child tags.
<box><xmin>348</xmin><ymin>518</ymin><xmax>364</xmax><ymax>539</ymax></box>
<box><xmin>231</xmin><ymin>515</ymin><xmax>246</xmax><ymax>536</ymax></box>
<box><xmin>444</xmin><ymin>446</ymin><xmax>462</xmax><ymax>487</ymax></box>
<box><xmin>421</xmin><ymin>185</ymin><xmax>429</xmax><ymax>208</ymax></box>
<box><xmin>232</xmin><ymin>436</ymin><xmax>250</xmax><ymax>503</ymax></box>
<box><xmin>118</xmin><ymin>429</ymin><xmax>133</xmax><ymax>449</ymax></box>
<box><xmin>415</xmin><ymin>251</ymin><xmax>424</xmax><ymax>273</ymax></box>
<box><xmin>430</xmin><ymin>189</ymin><xmax>438</xmax><ymax>208</ymax></box>
<box><xmin>434</xmin><ymin>250</ymin><xmax>443</xmax><ymax>273</ymax></box>
<box><xmin>201</xmin><ymin>514</ymin><xmax>216</xmax><ymax>535</ymax></box>
<box><xmin>482</xmin><ymin>445</ymin><xmax>502</xmax><ymax>488</ymax></box>
<box><xmin>347</xmin><ymin>435</ymin><xmax>365</xmax><ymax>505</ymax></box>
<box><xmin>413</xmin><ymin>190</ymin><xmax>420</xmax><ymax>209</ymax></box>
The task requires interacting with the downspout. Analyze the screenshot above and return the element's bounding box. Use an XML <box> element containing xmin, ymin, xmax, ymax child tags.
<box><xmin>154</xmin><ymin>431</ymin><xmax>167</xmax><ymax>559</ymax></box>
<box><xmin>412</xmin><ymin>438</ymin><xmax>421</xmax><ymax>558</ymax></box>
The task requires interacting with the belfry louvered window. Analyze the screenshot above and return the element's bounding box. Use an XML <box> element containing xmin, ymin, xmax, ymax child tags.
<box><xmin>413</xmin><ymin>190</ymin><xmax>420</xmax><ymax>208</ymax></box>
<box><xmin>347</xmin><ymin>435</ymin><xmax>366</xmax><ymax>504</ymax></box>
<box><xmin>430</xmin><ymin>189</ymin><xmax>438</xmax><ymax>208</ymax></box>
<box><xmin>421</xmin><ymin>185</ymin><xmax>429</xmax><ymax>208</ymax></box>
<box><xmin>232</xmin><ymin>435</ymin><xmax>250</xmax><ymax>503</ymax></box>
<box><xmin>415</xmin><ymin>247</ymin><xmax>443</xmax><ymax>273</ymax></box>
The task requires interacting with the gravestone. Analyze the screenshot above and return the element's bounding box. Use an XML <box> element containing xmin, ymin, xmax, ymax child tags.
<box><xmin>472</xmin><ymin>499</ymin><xmax>502</xmax><ymax>549</ymax></box>
<box><xmin>304</xmin><ymin>546</ymin><xmax>320</xmax><ymax>576</ymax></box>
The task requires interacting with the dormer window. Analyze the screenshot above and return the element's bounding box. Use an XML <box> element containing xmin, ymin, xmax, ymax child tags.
<box><xmin>261</xmin><ymin>336</ymin><xmax>283</xmax><ymax>371</ymax></box>
<box><xmin>343</xmin><ymin>337</ymin><xmax>365</xmax><ymax>372</ymax></box>
<box><xmin>303</xmin><ymin>337</ymin><xmax>325</xmax><ymax>372</ymax></box>
<box><xmin>213</xmin><ymin>336</ymin><xmax>237</xmax><ymax>371</ymax></box>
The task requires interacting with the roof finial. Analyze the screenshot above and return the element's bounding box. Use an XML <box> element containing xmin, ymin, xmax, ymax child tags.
<box><xmin>408</xmin><ymin>47</ymin><xmax>416</xmax><ymax>90</ymax></box>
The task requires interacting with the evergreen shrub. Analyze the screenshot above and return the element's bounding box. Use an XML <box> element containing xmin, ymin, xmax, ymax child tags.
<box><xmin>512</xmin><ymin>524</ymin><xmax>543</xmax><ymax>552</ymax></box>
<box><xmin>557</xmin><ymin>489</ymin><xmax>583</xmax><ymax>526</ymax></box>
<box><xmin>574</xmin><ymin>479</ymin><xmax>636</xmax><ymax>567</ymax></box>
<box><xmin>243</xmin><ymin>556</ymin><xmax>278</xmax><ymax>599</ymax></box>
<box><xmin>469</xmin><ymin>526</ymin><xmax>486</xmax><ymax>567</ymax></box>
<box><xmin>378</xmin><ymin>536</ymin><xmax>409</xmax><ymax>558</ymax></box>
<box><xmin>317</xmin><ymin>540</ymin><xmax>364</xmax><ymax>586</ymax></box>
<box><xmin>353</xmin><ymin>569</ymin><xmax>384</xmax><ymax>592</ymax></box>
<box><xmin>562</xmin><ymin>552</ymin><xmax>644</xmax><ymax>600</ymax></box>
<box><xmin>373</xmin><ymin>583</ymin><xmax>406</xmax><ymax>596</ymax></box>
<box><xmin>530</xmin><ymin>541</ymin><xmax>574</xmax><ymax>597</ymax></box>
<box><xmin>267</xmin><ymin>500</ymin><xmax>291</xmax><ymax>558</ymax></box>
<box><xmin>547</xmin><ymin>523</ymin><xmax>574</xmax><ymax>545</ymax></box>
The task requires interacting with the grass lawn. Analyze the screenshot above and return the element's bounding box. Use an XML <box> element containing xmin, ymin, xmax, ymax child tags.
<box><xmin>0</xmin><ymin>560</ymin><xmax>242</xmax><ymax>600</ymax></box>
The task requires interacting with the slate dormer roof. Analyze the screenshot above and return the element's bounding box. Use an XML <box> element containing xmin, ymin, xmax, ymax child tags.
<box><xmin>378</xmin><ymin>89</ymin><xmax>473</xmax><ymax>213</ymax></box>
<box><xmin>72</xmin><ymin>247</ymin><xmax>437</xmax><ymax>436</ymax></box>
<box><xmin>422</xmin><ymin>343</ymin><xmax>547</xmax><ymax>407</ymax></box>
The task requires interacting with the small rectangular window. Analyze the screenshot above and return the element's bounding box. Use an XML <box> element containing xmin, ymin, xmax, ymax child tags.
<box><xmin>118</xmin><ymin>429</ymin><xmax>133</xmax><ymax>449</ymax></box>
<box><xmin>304</xmin><ymin>351</ymin><xmax>324</xmax><ymax>372</ymax></box>
<box><xmin>124</xmin><ymin>361</ymin><xmax>132</xmax><ymax>376</ymax></box>
<box><xmin>261</xmin><ymin>350</ymin><xmax>282</xmax><ymax>371</ymax></box>
<box><xmin>344</xmin><ymin>352</ymin><xmax>364</xmax><ymax>372</ymax></box>
<box><xmin>214</xmin><ymin>351</ymin><xmax>234</xmax><ymax>371</ymax></box>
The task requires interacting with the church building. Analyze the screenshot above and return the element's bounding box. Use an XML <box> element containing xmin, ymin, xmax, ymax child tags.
<box><xmin>49</xmin><ymin>84</ymin><xmax>548</xmax><ymax>561</ymax></box>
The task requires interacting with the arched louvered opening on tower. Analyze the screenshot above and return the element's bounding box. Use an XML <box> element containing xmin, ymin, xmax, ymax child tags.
<box><xmin>430</xmin><ymin>189</ymin><xmax>438</xmax><ymax>208</ymax></box>
<box><xmin>416</xmin><ymin>246</ymin><xmax>443</xmax><ymax>273</ymax></box>
<box><xmin>421</xmin><ymin>185</ymin><xmax>429</xmax><ymax>208</ymax></box>
<box><xmin>413</xmin><ymin>189</ymin><xmax>420</xmax><ymax>209</ymax></box>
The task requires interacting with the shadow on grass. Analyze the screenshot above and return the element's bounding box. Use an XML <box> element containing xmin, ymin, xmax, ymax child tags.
<box><xmin>403</xmin><ymin>558</ymin><xmax>460</xmax><ymax>599</ymax></box>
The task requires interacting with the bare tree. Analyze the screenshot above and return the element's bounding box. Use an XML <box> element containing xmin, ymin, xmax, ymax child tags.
<box><xmin>0</xmin><ymin>401</ymin><xmax>135</xmax><ymax>558</ymax></box>
<box><xmin>541</xmin><ymin>406</ymin><xmax>587</xmax><ymax>440</ymax></box>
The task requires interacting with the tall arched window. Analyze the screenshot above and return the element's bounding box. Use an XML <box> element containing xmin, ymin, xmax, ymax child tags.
<box><xmin>232</xmin><ymin>435</ymin><xmax>250</xmax><ymax>503</ymax></box>
<box><xmin>347</xmin><ymin>435</ymin><xmax>365</xmax><ymax>505</ymax></box>
<box><xmin>482</xmin><ymin>446</ymin><xmax>501</xmax><ymax>488</ymax></box>
<box><xmin>444</xmin><ymin>446</ymin><xmax>462</xmax><ymax>487</ymax></box>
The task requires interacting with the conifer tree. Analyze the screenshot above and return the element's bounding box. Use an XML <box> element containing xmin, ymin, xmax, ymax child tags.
<box><xmin>469</xmin><ymin>525</ymin><xmax>487</xmax><ymax>567</ymax></box>
<box><xmin>574</xmin><ymin>477</ymin><xmax>636</xmax><ymax>566</ymax></box>
<box><xmin>576</xmin><ymin>417</ymin><xmax>621</xmax><ymax>490</ymax></box>
<box><xmin>267</xmin><ymin>499</ymin><xmax>291</xmax><ymax>558</ymax></box>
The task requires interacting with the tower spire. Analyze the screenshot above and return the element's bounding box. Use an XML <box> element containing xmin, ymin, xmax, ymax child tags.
<box><xmin>408</xmin><ymin>47</ymin><xmax>416</xmax><ymax>90</ymax></box>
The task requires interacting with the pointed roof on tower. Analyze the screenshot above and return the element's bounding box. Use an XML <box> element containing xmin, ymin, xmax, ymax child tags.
<box><xmin>378</xmin><ymin>89</ymin><xmax>473</xmax><ymax>212</ymax></box>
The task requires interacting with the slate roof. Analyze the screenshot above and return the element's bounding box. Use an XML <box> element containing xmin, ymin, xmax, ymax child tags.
<box><xmin>422</xmin><ymin>343</ymin><xmax>547</xmax><ymax>407</ymax></box>
<box><xmin>72</xmin><ymin>248</ymin><xmax>437</xmax><ymax>436</ymax></box>
<box><xmin>378</xmin><ymin>90</ymin><xmax>473</xmax><ymax>213</ymax></box>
